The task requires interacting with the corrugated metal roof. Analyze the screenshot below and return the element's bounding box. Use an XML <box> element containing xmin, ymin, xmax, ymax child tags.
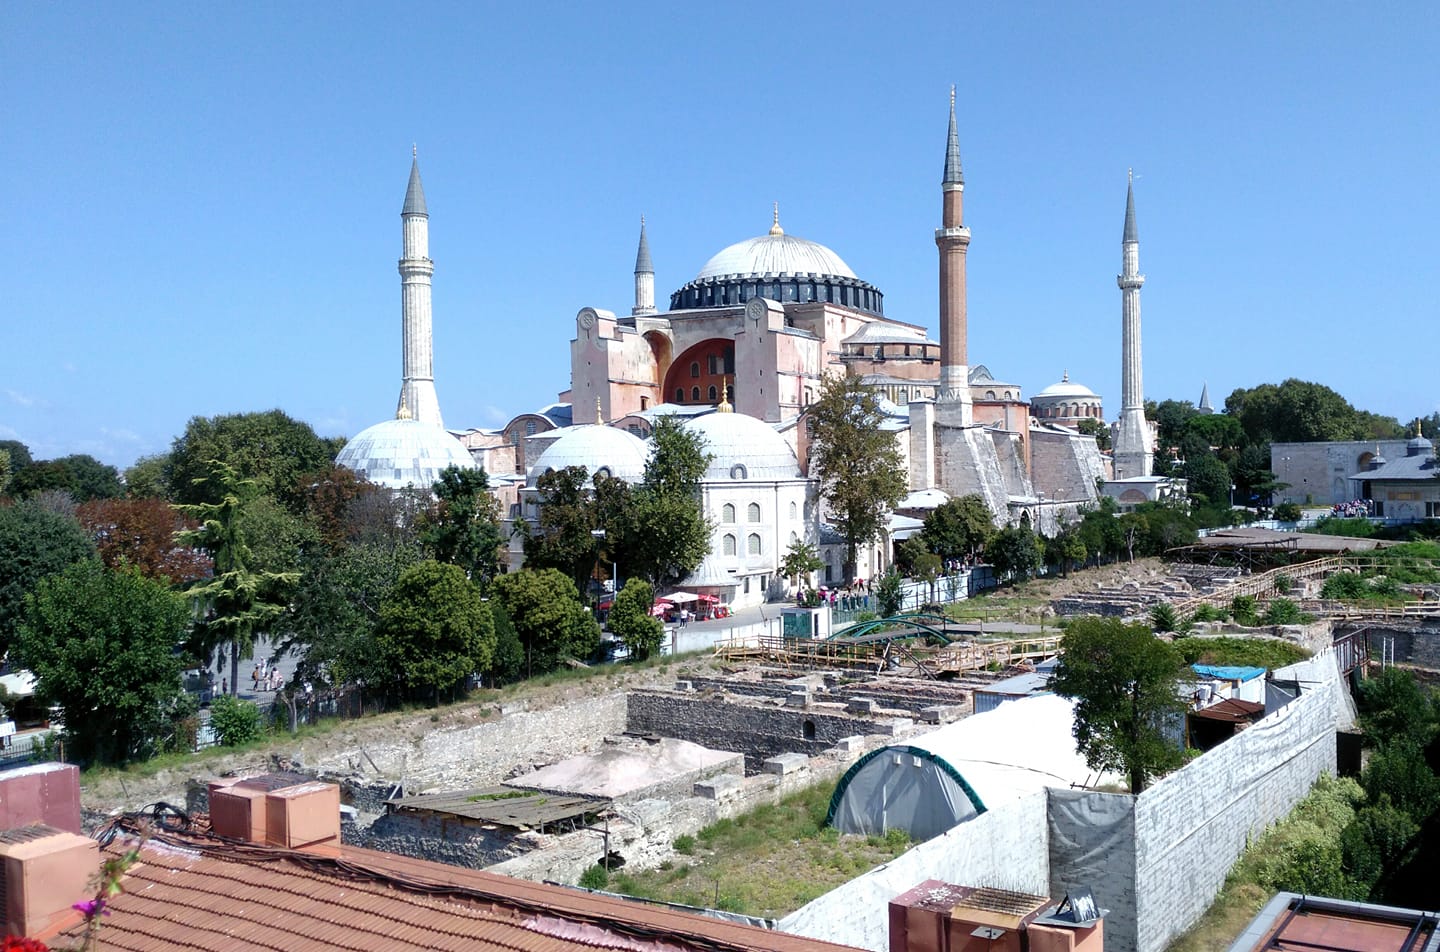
<box><xmin>50</xmin><ymin>829</ymin><xmax>862</xmax><ymax>952</ymax></box>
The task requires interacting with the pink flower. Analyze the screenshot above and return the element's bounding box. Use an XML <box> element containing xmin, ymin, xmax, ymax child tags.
<box><xmin>72</xmin><ymin>897</ymin><xmax>109</xmax><ymax>918</ymax></box>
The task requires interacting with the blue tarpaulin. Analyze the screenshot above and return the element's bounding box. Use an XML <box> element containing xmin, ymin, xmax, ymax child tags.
<box><xmin>1191</xmin><ymin>664</ymin><xmax>1266</xmax><ymax>682</ymax></box>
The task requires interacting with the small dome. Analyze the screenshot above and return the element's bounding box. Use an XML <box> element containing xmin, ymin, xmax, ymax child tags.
<box><xmin>1407</xmin><ymin>434</ymin><xmax>1433</xmax><ymax>457</ymax></box>
<box><xmin>336</xmin><ymin>418</ymin><xmax>477</xmax><ymax>491</ymax></box>
<box><xmin>1033</xmin><ymin>372</ymin><xmax>1099</xmax><ymax>400</ymax></box>
<box><xmin>695</xmin><ymin>233</ymin><xmax>857</xmax><ymax>282</ymax></box>
<box><xmin>529</xmin><ymin>424</ymin><xmax>650</xmax><ymax>484</ymax></box>
<box><xmin>682</xmin><ymin>413</ymin><xmax>801</xmax><ymax>481</ymax></box>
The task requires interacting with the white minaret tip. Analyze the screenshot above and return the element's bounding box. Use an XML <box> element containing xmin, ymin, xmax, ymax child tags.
<box><xmin>769</xmin><ymin>202</ymin><xmax>783</xmax><ymax>236</ymax></box>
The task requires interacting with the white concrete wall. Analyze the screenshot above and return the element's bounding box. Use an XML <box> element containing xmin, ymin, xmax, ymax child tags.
<box><xmin>777</xmin><ymin>792</ymin><xmax>1050</xmax><ymax>951</ymax></box>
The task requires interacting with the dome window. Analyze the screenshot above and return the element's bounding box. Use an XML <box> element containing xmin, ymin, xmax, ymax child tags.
<box><xmin>595</xmin><ymin>466</ymin><xmax>612</xmax><ymax>479</ymax></box>
<box><xmin>709</xmin><ymin>385</ymin><xmax>718</xmax><ymax>401</ymax></box>
<box><xmin>722</xmin><ymin>503</ymin><xmax>736</xmax><ymax>523</ymax></box>
<box><xmin>691</xmin><ymin>387</ymin><xmax>701</xmax><ymax>401</ymax></box>
<box><xmin>675</xmin><ymin>388</ymin><xmax>684</xmax><ymax>402</ymax></box>
<box><xmin>690</xmin><ymin>362</ymin><xmax>701</xmax><ymax>378</ymax></box>
<box><xmin>525</xmin><ymin>420</ymin><xmax>537</xmax><ymax>436</ymax></box>
<box><xmin>723</xmin><ymin>534</ymin><xmax>737</xmax><ymax>556</ymax></box>
<box><xmin>748</xmin><ymin>533</ymin><xmax>762</xmax><ymax>555</ymax></box>
<box><xmin>747</xmin><ymin>502</ymin><xmax>761</xmax><ymax>522</ymax></box>
<box><xmin>730</xmin><ymin>464</ymin><xmax>748</xmax><ymax>480</ymax></box>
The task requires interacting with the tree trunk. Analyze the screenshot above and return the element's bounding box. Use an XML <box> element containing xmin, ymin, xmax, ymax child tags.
<box><xmin>229</xmin><ymin>644</ymin><xmax>239</xmax><ymax>697</ymax></box>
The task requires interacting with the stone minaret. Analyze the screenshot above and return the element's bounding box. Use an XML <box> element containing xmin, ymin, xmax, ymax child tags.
<box><xmin>1113</xmin><ymin>171</ymin><xmax>1153</xmax><ymax>479</ymax></box>
<box><xmin>632</xmin><ymin>216</ymin><xmax>656</xmax><ymax>316</ymax></box>
<box><xmin>397</xmin><ymin>149</ymin><xmax>444</xmax><ymax>429</ymax></box>
<box><xmin>935</xmin><ymin>87</ymin><xmax>973</xmax><ymax>425</ymax></box>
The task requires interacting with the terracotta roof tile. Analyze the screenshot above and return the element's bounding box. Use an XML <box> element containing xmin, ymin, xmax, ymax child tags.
<box><xmin>50</xmin><ymin>827</ymin><xmax>859</xmax><ymax>952</ymax></box>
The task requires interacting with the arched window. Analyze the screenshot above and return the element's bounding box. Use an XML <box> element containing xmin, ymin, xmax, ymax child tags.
<box><xmin>595</xmin><ymin>466</ymin><xmax>612</xmax><ymax>479</ymax></box>
<box><xmin>708</xmin><ymin>385</ymin><xmax>718</xmax><ymax>401</ymax></box>
<box><xmin>524</xmin><ymin>420</ymin><xmax>537</xmax><ymax>436</ymax></box>
<box><xmin>789</xmin><ymin>501</ymin><xmax>797</xmax><ymax>519</ymax></box>
<box><xmin>674</xmin><ymin>387</ymin><xmax>684</xmax><ymax>402</ymax></box>
<box><xmin>722</xmin><ymin>503</ymin><xmax>736</xmax><ymax>522</ymax></box>
<box><xmin>640</xmin><ymin>396</ymin><xmax>649</xmax><ymax>410</ymax></box>
<box><xmin>747</xmin><ymin>502</ymin><xmax>761</xmax><ymax>522</ymax></box>
<box><xmin>690</xmin><ymin>362</ymin><xmax>700</xmax><ymax>378</ymax></box>
<box><xmin>985</xmin><ymin>390</ymin><xmax>996</xmax><ymax>400</ymax></box>
<box><xmin>730</xmin><ymin>463</ymin><xmax>748</xmax><ymax>480</ymax></box>
<box><xmin>723</xmin><ymin>534</ymin><xmax>737</xmax><ymax>556</ymax></box>
<box><xmin>789</xmin><ymin>530</ymin><xmax>799</xmax><ymax>545</ymax></box>
<box><xmin>691</xmin><ymin>387</ymin><xmax>701</xmax><ymax>401</ymax></box>
<box><xmin>802</xmin><ymin>719</ymin><xmax>816</xmax><ymax>740</ymax></box>
<box><xmin>747</xmin><ymin>533</ymin><xmax>762</xmax><ymax>555</ymax></box>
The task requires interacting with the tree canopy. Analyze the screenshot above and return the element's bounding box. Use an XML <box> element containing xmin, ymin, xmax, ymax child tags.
<box><xmin>15</xmin><ymin>560</ymin><xmax>190</xmax><ymax>765</ymax></box>
<box><xmin>0</xmin><ymin>500</ymin><xmax>97</xmax><ymax>656</ymax></box>
<box><xmin>1049</xmin><ymin>617</ymin><xmax>1188</xmax><ymax>793</ymax></box>
<box><xmin>77</xmin><ymin>497</ymin><xmax>212</xmax><ymax>585</ymax></box>
<box><xmin>9</xmin><ymin>454</ymin><xmax>123</xmax><ymax>502</ymax></box>
<box><xmin>608</xmin><ymin>578</ymin><xmax>664</xmax><ymax>661</ymax></box>
<box><xmin>522</xmin><ymin>465</ymin><xmax>600</xmax><ymax>594</ymax></box>
<box><xmin>419</xmin><ymin>465</ymin><xmax>505</xmax><ymax>587</ymax></box>
<box><xmin>376</xmin><ymin>560</ymin><xmax>494</xmax><ymax>702</ymax></box>
<box><xmin>492</xmin><ymin>568</ymin><xmax>601</xmax><ymax>675</ymax></box>
<box><xmin>167</xmin><ymin>409</ymin><xmax>337</xmax><ymax>512</ymax></box>
<box><xmin>922</xmin><ymin>495</ymin><xmax>995</xmax><ymax>562</ymax></box>
<box><xmin>806</xmin><ymin>375</ymin><xmax>906</xmax><ymax>579</ymax></box>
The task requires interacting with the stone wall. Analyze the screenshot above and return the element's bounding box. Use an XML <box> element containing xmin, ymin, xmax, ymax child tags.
<box><xmin>777</xmin><ymin>792</ymin><xmax>1050</xmax><ymax>951</ymax></box>
<box><xmin>626</xmin><ymin>691</ymin><xmax>903</xmax><ymax>771</ymax></box>
<box><xmin>313</xmin><ymin>692</ymin><xmax>628</xmax><ymax>791</ymax></box>
<box><xmin>362</xmin><ymin>810</ymin><xmax>535</xmax><ymax>869</ymax></box>
<box><xmin>1350</xmin><ymin>622</ymin><xmax>1440</xmax><ymax>670</ymax></box>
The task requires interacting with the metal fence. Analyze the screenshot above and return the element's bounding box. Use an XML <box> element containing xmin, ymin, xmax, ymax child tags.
<box><xmin>831</xmin><ymin>567</ymin><xmax>999</xmax><ymax>624</ymax></box>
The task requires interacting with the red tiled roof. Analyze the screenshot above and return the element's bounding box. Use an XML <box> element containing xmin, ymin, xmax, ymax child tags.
<box><xmin>50</xmin><ymin>823</ymin><xmax>860</xmax><ymax>952</ymax></box>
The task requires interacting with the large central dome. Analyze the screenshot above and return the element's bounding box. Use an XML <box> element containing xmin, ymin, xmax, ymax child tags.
<box><xmin>670</xmin><ymin>212</ymin><xmax>883</xmax><ymax>317</ymax></box>
<box><xmin>695</xmin><ymin>233</ymin><xmax>857</xmax><ymax>282</ymax></box>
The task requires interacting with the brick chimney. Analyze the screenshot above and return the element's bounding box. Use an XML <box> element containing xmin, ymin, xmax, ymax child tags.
<box><xmin>209</xmin><ymin>774</ymin><xmax>340</xmax><ymax>856</ymax></box>
<box><xmin>889</xmin><ymin>881</ymin><xmax>1104</xmax><ymax>952</ymax></box>
<box><xmin>0</xmin><ymin>825</ymin><xmax>98</xmax><ymax>939</ymax></box>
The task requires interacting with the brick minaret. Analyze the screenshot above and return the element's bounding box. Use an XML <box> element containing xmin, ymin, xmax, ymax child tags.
<box><xmin>398</xmin><ymin>148</ymin><xmax>444</xmax><ymax>428</ymax></box>
<box><xmin>935</xmin><ymin>87</ymin><xmax>973</xmax><ymax>425</ymax></box>
<box><xmin>1112</xmin><ymin>171</ymin><xmax>1153</xmax><ymax>479</ymax></box>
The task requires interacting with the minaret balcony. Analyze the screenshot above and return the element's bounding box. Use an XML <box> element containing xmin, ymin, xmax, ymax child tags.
<box><xmin>934</xmin><ymin>226</ymin><xmax>971</xmax><ymax>241</ymax></box>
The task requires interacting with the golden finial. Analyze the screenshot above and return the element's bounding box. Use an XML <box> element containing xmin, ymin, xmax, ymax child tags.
<box><xmin>1417</xmin><ymin>419</ymin><xmax>1424</xmax><ymax>438</ymax></box>
<box><xmin>769</xmin><ymin>202</ymin><xmax>783</xmax><ymax>236</ymax></box>
<box><xmin>397</xmin><ymin>395</ymin><xmax>412</xmax><ymax>420</ymax></box>
<box><xmin>717</xmin><ymin>378</ymin><xmax>734</xmax><ymax>413</ymax></box>
<box><xmin>595</xmin><ymin>396</ymin><xmax>604</xmax><ymax>425</ymax></box>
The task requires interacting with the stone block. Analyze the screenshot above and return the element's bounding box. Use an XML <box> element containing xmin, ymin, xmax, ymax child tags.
<box><xmin>881</xmin><ymin>718</ymin><xmax>914</xmax><ymax>736</ymax></box>
<box><xmin>835</xmin><ymin>735</ymin><xmax>866</xmax><ymax>753</ymax></box>
<box><xmin>674</xmin><ymin>680</ymin><xmax>693</xmax><ymax>692</ymax></box>
<box><xmin>786</xmin><ymin>691</ymin><xmax>810</xmax><ymax>708</ymax></box>
<box><xmin>847</xmin><ymin>697</ymin><xmax>878</xmax><ymax>714</ymax></box>
<box><xmin>919</xmin><ymin>705</ymin><xmax>959</xmax><ymax>724</ymax></box>
<box><xmin>694</xmin><ymin>774</ymin><xmax>742</xmax><ymax>800</ymax></box>
<box><xmin>762</xmin><ymin>753</ymin><xmax>809</xmax><ymax>776</ymax></box>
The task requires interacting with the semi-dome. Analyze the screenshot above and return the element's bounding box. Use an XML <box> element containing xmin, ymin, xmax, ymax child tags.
<box><xmin>528</xmin><ymin>424</ymin><xmax>650</xmax><ymax>484</ymax></box>
<box><xmin>669</xmin><ymin>210</ymin><xmax>884</xmax><ymax>317</ymax></box>
<box><xmin>682</xmin><ymin>412</ymin><xmax>802</xmax><ymax>481</ymax></box>
<box><xmin>335</xmin><ymin>417</ymin><xmax>478</xmax><ymax>491</ymax></box>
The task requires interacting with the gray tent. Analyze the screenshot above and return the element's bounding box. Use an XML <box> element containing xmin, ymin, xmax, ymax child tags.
<box><xmin>826</xmin><ymin>694</ymin><xmax>1106</xmax><ymax>841</ymax></box>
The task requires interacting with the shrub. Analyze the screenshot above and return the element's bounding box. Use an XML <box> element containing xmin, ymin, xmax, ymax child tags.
<box><xmin>1341</xmin><ymin>802</ymin><xmax>1420</xmax><ymax>895</ymax></box>
<box><xmin>609</xmin><ymin>578</ymin><xmax>664</xmax><ymax>661</ymax></box>
<box><xmin>1230</xmin><ymin>595</ymin><xmax>1258</xmax><ymax>626</ymax></box>
<box><xmin>578</xmin><ymin>864</ymin><xmax>609</xmax><ymax>890</ymax></box>
<box><xmin>1274</xmin><ymin>502</ymin><xmax>1303</xmax><ymax>521</ymax></box>
<box><xmin>1149</xmin><ymin>602</ymin><xmax>1179</xmax><ymax>634</ymax></box>
<box><xmin>208</xmin><ymin>694</ymin><xmax>263</xmax><ymax>747</ymax></box>
<box><xmin>673</xmin><ymin>834</ymin><xmax>696</xmax><ymax>855</ymax></box>
<box><xmin>1190</xmin><ymin>604</ymin><xmax>1228</xmax><ymax>623</ymax></box>
<box><xmin>1322</xmin><ymin>572</ymin><xmax>1369</xmax><ymax>600</ymax></box>
<box><xmin>1274</xmin><ymin>574</ymin><xmax>1294</xmax><ymax>595</ymax></box>
<box><xmin>1263</xmin><ymin>598</ymin><xmax>1304</xmax><ymax>626</ymax></box>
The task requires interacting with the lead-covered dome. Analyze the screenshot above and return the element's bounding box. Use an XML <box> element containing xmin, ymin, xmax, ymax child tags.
<box><xmin>682</xmin><ymin>412</ymin><xmax>802</xmax><ymax>481</ymax></box>
<box><xmin>528</xmin><ymin>424</ymin><xmax>650</xmax><ymax>484</ymax></box>
<box><xmin>335</xmin><ymin>418</ymin><xmax>477</xmax><ymax>491</ymax></box>
<box><xmin>670</xmin><ymin>213</ymin><xmax>884</xmax><ymax>317</ymax></box>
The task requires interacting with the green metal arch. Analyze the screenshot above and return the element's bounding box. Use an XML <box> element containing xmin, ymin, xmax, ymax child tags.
<box><xmin>825</xmin><ymin>744</ymin><xmax>987</xmax><ymax>829</ymax></box>
<box><xmin>828</xmin><ymin>613</ymin><xmax>960</xmax><ymax>645</ymax></box>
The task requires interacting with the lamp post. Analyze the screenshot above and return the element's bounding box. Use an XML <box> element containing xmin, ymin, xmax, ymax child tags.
<box><xmin>591</xmin><ymin>529</ymin><xmax>618</xmax><ymax>597</ymax></box>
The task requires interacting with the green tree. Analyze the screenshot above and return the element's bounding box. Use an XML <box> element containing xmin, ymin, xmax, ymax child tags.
<box><xmin>123</xmin><ymin>454</ymin><xmax>170</xmax><ymax>499</ymax></box>
<box><xmin>420</xmin><ymin>465</ymin><xmax>504</xmax><ymax>587</ymax></box>
<box><xmin>0</xmin><ymin>500</ymin><xmax>97</xmax><ymax>656</ymax></box>
<box><xmin>1116</xmin><ymin>512</ymin><xmax>1147</xmax><ymax>563</ymax></box>
<box><xmin>1185</xmin><ymin>452</ymin><xmax>1233</xmax><ymax>509</ymax></box>
<box><xmin>609</xmin><ymin>578</ymin><xmax>664</xmax><ymax>661</ymax></box>
<box><xmin>522</xmin><ymin>466</ymin><xmax>599</xmax><ymax>594</ymax></box>
<box><xmin>167</xmin><ymin>409</ymin><xmax>335</xmax><ymax>513</ymax></box>
<box><xmin>493</xmin><ymin>568</ymin><xmax>601</xmax><ymax>675</ymax></box>
<box><xmin>1059</xmin><ymin>532</ymin><xmax>1088</xmax><ymax>577</ymax></box>
<box><xmin>1049</xmin><ymin>616</ymin><xmax>1188</xmax><ymax>793</ymax></box>
<box><xmin>1341</xmin><ymin>801</ymin><xmax>1420</xmax><ymax>897</ymax></box>
<box><xmin>236</xmin><ymin>494</ymin><xmax>318</xmax><ymax>576</ymax></box>
<box><xmin>779</xmin><ymin>539</ymin><xmax>823</xmax><ymax>593</ymax></box>
<box><xmin>175</xmin><ymin>462</ymin><xmax>299</xmax><ymax>694</ymax></box>
<box><xmin>208</xmin><ymin>694</ymin><xmax>264</xmax><ymax>746</ymax></box>
<box><xmin>0</xmin><ymin>440</ymin><xmax>33</xmax><ymax>473</ymax></box>
<box><xmin>376</xmin><ymin>560</ymin><xmax>494</xmax><ymax>703</ymax></box>
<box><xmin>807</xmin><ymin>375</ymin><xmax>907</xmax><ymax>580</ymax></box>
<box><xmin>876</xmin><ymin>570</ymin><xmax>904</xmax><ymax>617</ymax></box>
<box><xmin>988</xmin><ymin>525</ymin><xmax>1043</xmax><ymax>581</ymax></box>
<box><xmin>0</xmin><ymin>449</ymin><xmax>12</xmax><ymax>497</ymax></box>
<box><xmin>619</xmin><ymin>417</ymin><xmax>712</xmax><ymax>590</ymax></box>
<box><xmin>488</xmin><ymin>602</ymin><xmax>525</xmax><ymax>685</ymax></box>
<box><xmin>1075</xmin><ymin>417</ymin><xmax>1111</xmax><ymax>451</ymax></box>
<box><xmin>14</xmin><ymin>561</ymin><xmax>190</xmax><ymax>765</ymax></box>
<box><xmin>283</xmin><ymin>541</ymin><xmax>422</xmax><ymax>688</ymax></box>
<box><xmin>1186</xmin><ymin>413</ymin><xmax>1243</xmax><ymax>451</ymax></box>
<box><xmin>922</xmin><ymin>495</ymin><xmax>994</xmax><ymax>563</ymax></box>
<box><xmin>1355</xmin><ymin>668</ymin><xmax>1440</xmax><ymax>748</ymax></box>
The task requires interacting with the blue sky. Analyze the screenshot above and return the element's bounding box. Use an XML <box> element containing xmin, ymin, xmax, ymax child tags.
<box><xmin>3</xmin><ymin>2</ymin><xmax>1437</xmax><ymax>467</ymax></box>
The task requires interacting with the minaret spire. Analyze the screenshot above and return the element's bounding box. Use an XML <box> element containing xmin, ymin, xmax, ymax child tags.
<box><xmin>632</xmin><ymin>215</ymin><xmax>656</xmax><ymax>316</ymax></box>
<box><xmin>1113</xmin><ymin>171</ymin><xmax>1152</xmax><ymax>479</ymax></box>
<box><xmin>935</xmin><ymin>86</ymin><xmax>973</xmax><ymax>424</ymax></box>
<box><xmin>397</xmin><ymin>151</ymin><xmax>443</xmax><ymax>428</ymax></box>
<box><xmin>769</xmin><ymin>202</ymin><xmax>784</xmax><ymax>236</ymax></box>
